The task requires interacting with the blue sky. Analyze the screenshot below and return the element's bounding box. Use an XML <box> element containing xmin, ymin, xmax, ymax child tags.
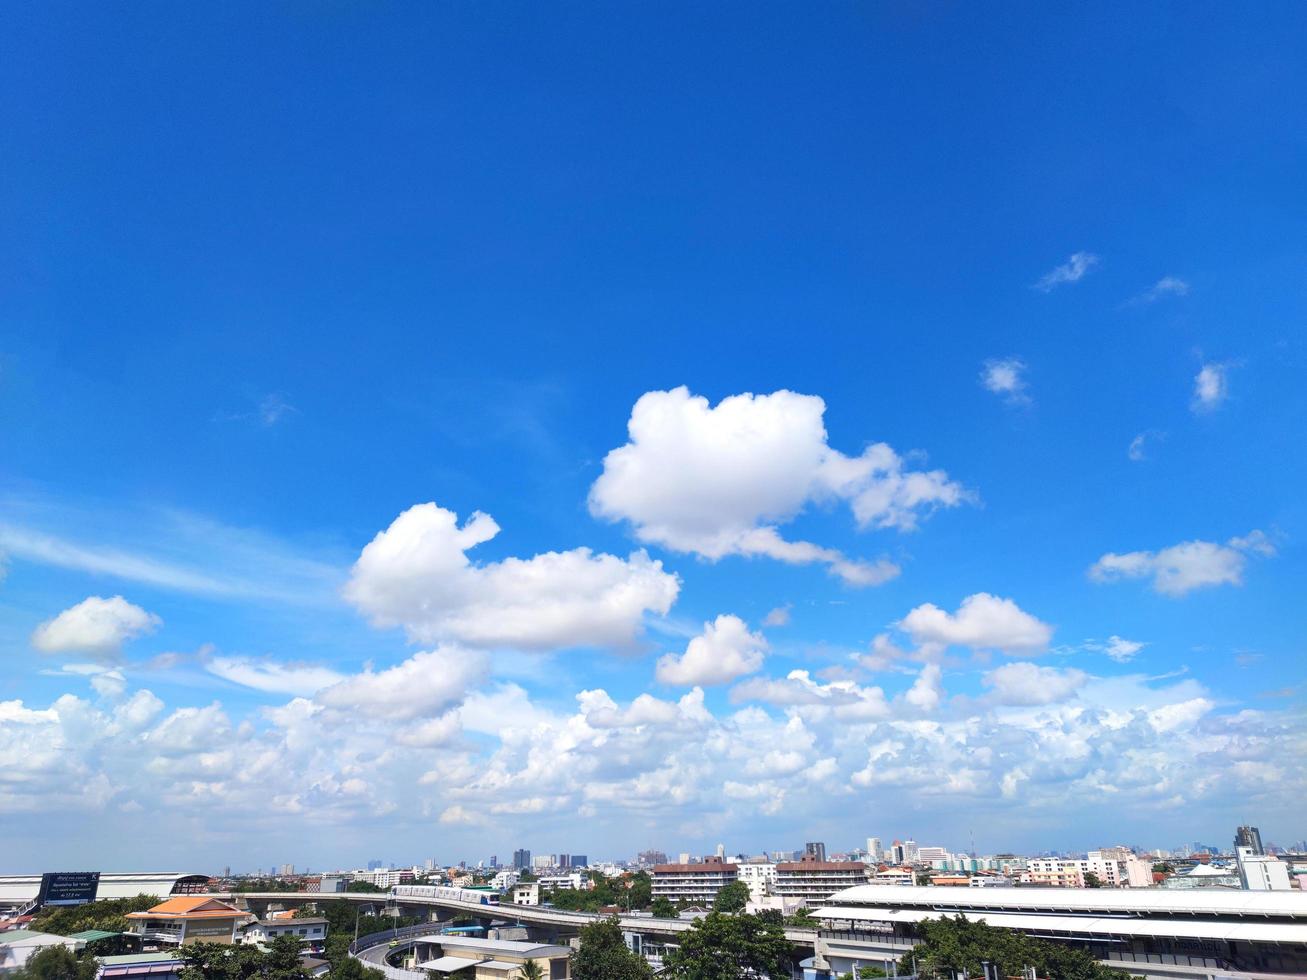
<box><xmin>1</xmin><ymin>2</ymin><xmax>1305</xmax><ymax>872</ymax></box>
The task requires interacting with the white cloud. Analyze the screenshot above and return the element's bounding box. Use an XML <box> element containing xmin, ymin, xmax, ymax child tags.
<box><xmin>1034</xmin><ymin>251</ymin><xmax>1099</xmax><ymax>292</ymax></box>
<box><xmin>31</xmin><ymin>596</ymin><xmax>161</xmax><ymax>660</ymax></box>
<box><xmin>1191</xmin><ymin>363</ymin><xmax>1229</xmax><ymax>413</ymax></box>
<box><xmin>897</xmin><ymin>593</ymin><xmax>1053</xmax><ymax>655</ymax></box>
<box><xmin>207</xmin><ymin>657</ymin><xmax>345</xmax><ymax>696</ymax></box>
<box><xmin>903</xmin><ymin>663</ymin><xmax>944</xmax><ymax>712</ymax></box>
<box><xmin>316</xmin><ymin>647</ymin><xmax>488</xmax><ymax>721</ymax></box>
<box><xmin>344</xmin><ymin>502</ymin><xmax>679</xmax><ymax>650</ymax></box>
<box><xmin>656</xmin><ymin>615</ymin><xmax>767</xmax><ymax>686</ymax></box>
<box><xmin>1133</xmin><ymin>276</ymin><xmax>1190</xmax><ymax>303</ymax></box>
<box><xmin>1089</xmin><ymin>531</ymin><xmax>1275</xmax><ymax>597</ymax></box>
<box><xmin>1101</xmin><ymin>636</ymin><xmax>1146</xmax><ymax>663</ymax></box>
<box><xmin>984</xmin><ymin>662</ymin><xmax>1088</xmax><ymax>706</ymax></box>
<box><xmin>762</xmin><ymin>605</ymin><xmax>792</xmax><ymax>628</ymax></box>
<box><xmin>588</xmin><ymin>387</ymin><xmax>970</xmax><ymax>585</ymax></box>
<box><xmin>578</xmin><ymin>687</ymin><xmax>711</xmax><ymax>730</ymax></box>
<box><xmin>731</xmin><ymin>669</ymin><xmax>888</xmax><ymax>715</ymax></box>
<box><xmin>980</xmin><ymin>358</ymin><xmax>1029</xmax><ymax>404</ymax></box>
<box><xmin>1128</xmin><ymin>430</ymin><xmax>1165</xmax><ymax>462</ymax></box>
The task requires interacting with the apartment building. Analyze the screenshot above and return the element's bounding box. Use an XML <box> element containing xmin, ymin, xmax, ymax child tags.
<box><xmin>773</xmin><ymin>855</ymin><xmax>872</xmax><ymax>906</ymax></box>
<box><xmin>651</xmin><ymin>857</ymin><xmax>738</xmax><ymax>904</ymax></box>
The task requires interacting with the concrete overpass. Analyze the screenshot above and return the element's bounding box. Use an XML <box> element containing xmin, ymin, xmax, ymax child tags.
<box><xmin>206</xmin><ymin>890</ymin><xmax>821</xmax><ymax>944</ymax></box>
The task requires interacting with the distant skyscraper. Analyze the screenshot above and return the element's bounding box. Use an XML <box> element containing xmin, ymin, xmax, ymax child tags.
<box><xmin>715</xmin><ymin>843</ymin><xmax>725</xmax><ymax>858</ymax></box>
<box><xmin>804</xmin><ymin>842</ymin><xmax>826</xmax><ymax>862</ymax></box>
<box><xmin>367</xmin><ymin>859</ymin><xmax>383</xmax><ymax>871</ymax></box>
<box><xmin>513</xmin><ymin>849</ymin><xmax>531</xmax><ymax>870</ymax></box>
<box><xmin>1235</xmin><ymin>826</ymin><xmax>1264</xmax><ymax>855</ymax></box>
<box><xmin>571</xmin><ymin>855</ymin><xmax>588</xmax><ymax>868</ymax></box>
<box><xmin>867</xmin><ymin>838</ymin><xmax>882</xmax><ymax>860</ymax></box>
<box><xmin>559</xmin><ymin>854</ymin><xmax>571</xmax><ymax>869</ymax></box>
<box><xmin>489</xmin><ymin>855</ymin><xmax>498</xmax><ymax>869</ymax></box>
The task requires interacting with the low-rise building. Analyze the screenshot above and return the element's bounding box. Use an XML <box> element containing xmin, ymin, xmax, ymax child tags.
<box><xmin>1238</xmin><ymin>847</ymin><xmax>1293</xmax><ymax>891</ymax></box>
<box><xmin>125</xmin><ymin>898</ymin><xmax>252</xmax><ymax>947</ymax></box>
<box><xmin>0</xmin><ymin>930</ymin><xmax>79</xmax><ymax>973</ymax></box>
<box><xmin>872</xmin><ymin>867</ymin><xmax>914</xmax><ymax>887</ymax></box>
<box><xmin>511</xmin><ymin>883</ymin><xmax>539</xmax><ymax>906</ymax></box>
<box><xmin>538</xmin><ymin>873</ymin><xmax>587</xmax><ymax>892</ymax></box>
<box><xmin>238</xmin><ymin>918</ymin><xmax>327</xmax><ymax>948</ymax></box>
<box><xmin>651</xmin><ymin>857</ymin><xmax>738</xmax><ymax>905</ymax></box>
<box><xmin>490</xmin><ymin>870</ymin><xmax>520</xmax><ymax>891</ymax></box>
<box><xmin>413</xmin><ymin>937</ymin><xmax>571</xmax><ymax>979</ymax></box>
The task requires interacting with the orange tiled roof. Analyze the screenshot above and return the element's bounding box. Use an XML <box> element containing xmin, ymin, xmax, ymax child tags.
<box><xmin>127</xmin><ymin>897</ymin><xmax>246</xmax><ymax>919</ymax></box>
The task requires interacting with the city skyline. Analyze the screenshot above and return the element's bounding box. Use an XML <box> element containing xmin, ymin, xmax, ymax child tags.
<box><xmin>2</xmin><ymin>3</ymin><xmax>1306</xmax><ymax>869</ymax></box>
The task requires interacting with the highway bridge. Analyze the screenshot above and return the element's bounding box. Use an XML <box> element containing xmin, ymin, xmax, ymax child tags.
<box><xmin>207</xmin><ymin>889</ymin><xmax>822</xmax><ymax>944</ymax></box>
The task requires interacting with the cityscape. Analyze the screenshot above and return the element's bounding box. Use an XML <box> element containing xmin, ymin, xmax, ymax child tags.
<box><xmin>2</xmin><ymin>3</ymin><xmax>1305</xmax><ymax>980</ymax></box>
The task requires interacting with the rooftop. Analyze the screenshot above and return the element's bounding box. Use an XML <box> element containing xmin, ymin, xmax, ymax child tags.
<box><xmin>823</xmin><ymin>884</ymin><xmax>1307</xmax><ymax>917</ymax></box>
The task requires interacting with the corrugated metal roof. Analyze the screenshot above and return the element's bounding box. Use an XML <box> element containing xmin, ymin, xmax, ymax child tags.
<box><xmin>812</xmin><ymin>905</ymin><xmax>1307</xmax><ymax>943</ymax></box>
<box><xmin>823</xmin><ymin>884</ymin><xmax>1307</xmax><ymax>917</ymax></box>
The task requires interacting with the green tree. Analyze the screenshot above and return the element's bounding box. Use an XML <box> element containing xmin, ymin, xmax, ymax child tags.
<box><xmin>345</xmin><ymin>882</ymin><xmax>385</xmax><ymax>894</ymax></box>
<box><xmin>625</xmin><ymin>871</ymin><xmax>652</xmax><ymax>911</ymax></box>
<box><xmin>711</xmin><ymin>881</ymin><xmax>750</xmax><ymax>914</ymax></box>
<box><xmin>786</xmin><ymin>907</ymin><xmax>818</xmax><ymax>929</ymax></box>
<box><xmin>570</xmin><ymin>917</ymin><xmax>654</xmax><ymax>980</ymax></box>
<box><xmin>9</xmin><ymin>944</ymin><xmax>98</xmax><ymax>980</ymax></box>
<box><xmin>900</xmin><ymin>915</ymin><xmax>1132</xmax><ymax>980</ymax></box>
<box><xmin>327</xmin><ymin>958</ymin><xmax>384</xmax><ymax>980</ymax></box>
<box><xmin>1152</xmin><ymin>862</ymin><xmax>1174</xmax><ymax>875</ymax></box>
<box><xmin>33</xmin><ymin>895</ymin><xmax>160</xmax><ymax>936</ymax></box>
<box><xmin>650</xmin><ymin>896</ymin><xmax>679</xmax><ymax>919</ymax></box>
<box><xmin>1082</xmin><ymin>872</ymin><xmax>1103</xmax><ymax>889</ymax></box>
<box><xmin>516</xmin><ymin>963</ymin><xmax>544</xmax><ymax>980</ymax></box>
<box><xmin>662</xmin><ymin>911</ymin><xmax>793</xmax><ymax>980</ymax></box>
<box><xmin>179</xmin><ymin>936</ymin><xmax>309</xmax><ymax>980</ymax></box>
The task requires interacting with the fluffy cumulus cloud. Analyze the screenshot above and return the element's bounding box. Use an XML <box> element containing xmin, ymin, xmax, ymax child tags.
<box><xmin>31</xmin><ymin>596</ymin><xmax>161</xmax><ymax>660</ymax></box>
<box><xmin>316</xmin><ymin>647</ymin><xmax>488</xmax><ymax>721</ymax></box>
<box><xmin>1089</xmin><ymin>530</ymin><xmax>1275</xmax><ymax>597</ymax></box>
<box><xmin>980</xmin><ymin>358</ymin><xmax>1029</xmax><ymax>404</ymax></box>
<box><xmin>1191</xmin><ymin>363</ymin><xmax>1230</xmax><ymax>413</ymax></box>
<box><xmin>984</xmin><ymin>662</ymin><xmax>1089</xmax><ymax>706</ymax></box>
<box><xmin>656</xmin><ymin>615</ymin><xmax>767</xmax><ymax>686</ymax></box>
<box><xmin>589</xmin><ymin>387</ymin><xmax>970</xmax><ymax>585</ymax></box>
<box><xmin>2</xmin><ymin>659</ymin><xmax>1304</xmax><ymax>848</ymax></box>
<box><xmin>344</xmin><ymin>502</ymin><xmax>679</xmax><ymax>650</ymax></box>
<box><xmin>897</xmin><ymin>593</ymin><xmax>1053</xmax><ymax>656</ymax></box>
<box><xmin>1034</xmin><ymin>251</ymin><xmax>1099</xmax><ymax>291</ymax></box>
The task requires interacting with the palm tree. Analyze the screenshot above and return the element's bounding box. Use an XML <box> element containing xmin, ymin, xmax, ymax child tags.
<box><xmin>516</xmin><ymin>961</ymin><xmax>544</xmax><ymax>980</ymax></box>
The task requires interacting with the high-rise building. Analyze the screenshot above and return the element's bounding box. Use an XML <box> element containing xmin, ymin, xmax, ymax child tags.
<box><xmin>367</xmin><ymin>860</ymin><xmax>383</xmax><ymax>871</ymax></box>
<box><xmin>804</xmin><ymin>842</ymin><xmax>827</xmax><ymax>862</ymax></box>
<box><xmin>638</xmin><ymin>850</ymin><xmax>668</xmax><ymax>866</ymax></box>
<box><xmin>866</xmin><ymin>838</ymin><xmax>882</xmax><ymax>862</ymax></box>
<box><xmin>571</xmin><ymin>855</ymin><xmax>588</xmax><ymax>868</ymax></box>
<box><xmin>489</xmin><ymin>855</ymin><xmax>498</xmax><ymax>869</ymax></box>
<box><xmin>715</xmin><ymin>843</ymin><xmax>726</xmax><ymax>859</ymax></box>
<box><xmin>513</xmin><ymin>849</ymin><xmax>531</xmax><ymax>870</ymax></box>
<box><xmin>1235</xmin><ymin>826</ymin><xmax>1265</xmax><ymax>855</ymax></box>
<box><xmin>559</xmin><ymin>854</ymin><xmax>571</xmax><ymax>869</ymax></box>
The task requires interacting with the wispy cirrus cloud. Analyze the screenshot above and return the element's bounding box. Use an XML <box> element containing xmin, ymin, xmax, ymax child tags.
<box><xmin>1130</xmin><ymin>276</ymin><xmax>1189</xmax><ymax>304</ymax></box>
<box><xmin>0</xmin><ymin>497</ymin><xmax>345</xmax><ymax>605</ymax></box>
<box><xmin>1033</xmin><ymin>251</ymin><xmax>1099</xmax><ymax>292</ymax></box>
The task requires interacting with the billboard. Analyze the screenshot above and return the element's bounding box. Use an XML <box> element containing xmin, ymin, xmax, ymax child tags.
<box><xmin>38</xmin><ymin>872</ymin><xmax>100</xmax><ymax>906</ymax></box>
